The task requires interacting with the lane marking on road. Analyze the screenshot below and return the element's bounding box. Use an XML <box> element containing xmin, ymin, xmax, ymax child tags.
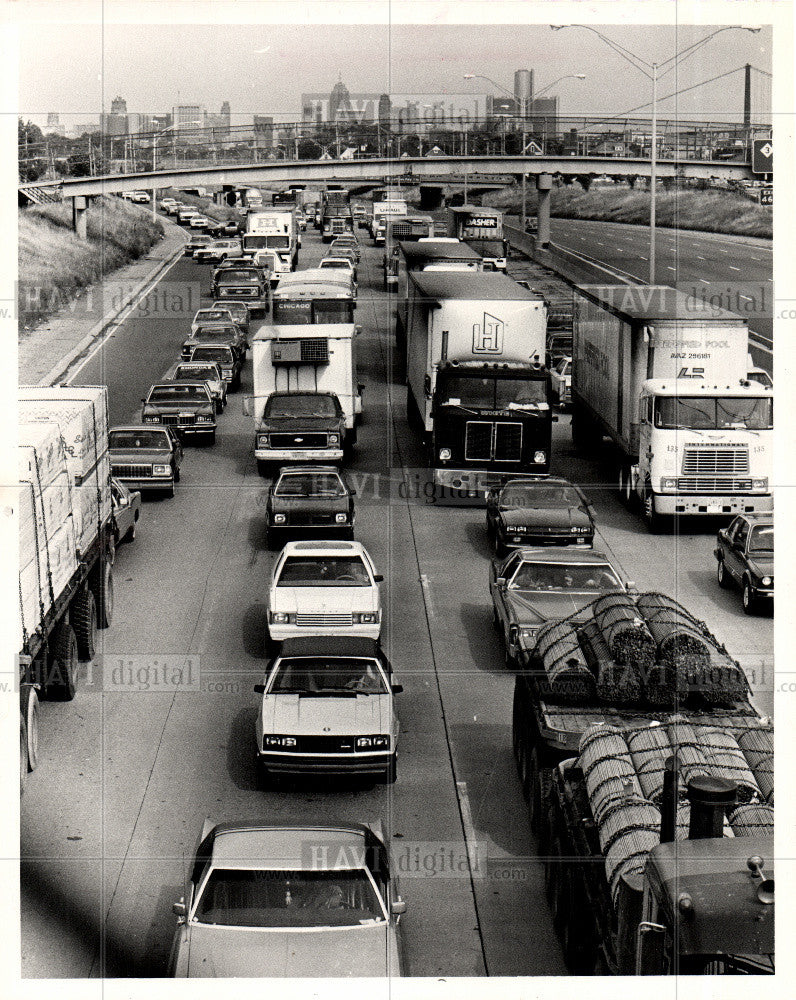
<box><xmin>667</xmin><ymin>266</ymin><xmax>676</xmax><ymax>271</ymax></box>
<box><xmin>456</xmin><ymin>781</ymin><xmax>481</xmax><ymax>873</ymax></box>
<box><xmin>419</xmin><ymin>573</ymin><xmax>436</xmax><ymax>619</ymax></box>
<box><xmin>699</xmin><ymin>278</ymin><xmax>710</xmax><ymax>284</ymax></box>
<box><xmin>696</xmin><ymin>255</ymin><xmax>706</xmax><ymax>260</ymax></box>
<box><xmin>728</xmin><ymin>266</ymin><xmax>741</xmax><ymax>271</ymax></box>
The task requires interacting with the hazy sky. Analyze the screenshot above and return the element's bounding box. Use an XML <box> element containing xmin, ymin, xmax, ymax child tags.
<box><xmin>14</xmin><ymin>9</ymin><xmax>773</xmax><ymax>126</ymax></box>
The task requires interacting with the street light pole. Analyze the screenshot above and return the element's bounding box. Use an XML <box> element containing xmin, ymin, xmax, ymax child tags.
<box><xmin>650</xmin><ymin>63</ymin><xmax>658</xmax><ymax>280</ymax></box>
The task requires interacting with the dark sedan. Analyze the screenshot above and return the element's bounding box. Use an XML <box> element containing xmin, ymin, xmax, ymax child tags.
<box><xmin>109</xmin><ymin>426</ymin><xmax>183</xmax><ymax>497</ymax></box>
<box><xmin>211</xmin><ymin>299</ymin><xmax>250</xmax><ymax>338</ymax></box>
<box><xmin>141</xmin><ymin>382</ymin><xmax>217</xmax><ymax>443</ymax></box>
<box><xmin>486</xmin><ymin>477</ymin><xmax>595</xmax><ymax>554</ymax></box>
<box><xmin>489</xmin><ymin>547</ymin><xmax>630</xmax><ymax>666</ymax></box>
<box><xmin>265</xmin><ymin>465</ymin><xmax>355</xmax><ymax>549</ymax></box>
<box><xmin>715</xmin><ymin>513</ymin><xmax>774</xmax><ymax>614</ymax></box>
<box><xmin>181</xmin><ymin>323</ymin><xmax>246</xmax><ymax>362</ymax></box>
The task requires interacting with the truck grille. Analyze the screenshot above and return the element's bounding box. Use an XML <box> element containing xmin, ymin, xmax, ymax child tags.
<box><xmin>269</xmin><ymin>432</ymin><xmax>328</xmax><ymax>449</ymax></box>
<box><xmin>465</xmin><ymin>422</ymin><xmax>493</xmax><ymax>461</ymax></box>
<box><xmin>464</xmin><ymin>421</ymin><xmax>523</xmax><ymax>462</ymax></box>
<box><xmin>295</xmin><ymin>613</ymin><xmax>353</xmax><ymax>627</ymax></box>
<box><xmin>112</xmin><ymin>463</ymin><xmax>152</xmax><ymax>478</ymax></box>
<box><xmin>676</xmin><ymin>478</ymin><xmax>753</xmax><ymax>492</ymax></box>
<box><xmin>220</xmin><ymin>287</ymin><xmax>257</xmax><ymax>298</ymax></box>
<box><xmin>682</xmin><ymin>446</ymin><xmax>749</xmax><ymax>475</ymax></box>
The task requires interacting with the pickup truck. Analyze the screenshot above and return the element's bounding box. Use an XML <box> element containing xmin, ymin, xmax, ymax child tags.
<box><xmin>255</xmin><ymin>390</ymin><xmax>349</xmax><ymax>471</ymax></box>
<box><xmin>212</xmin><ymin>265</ymin><xmax>269</xmax><ymax>315</ymax></box>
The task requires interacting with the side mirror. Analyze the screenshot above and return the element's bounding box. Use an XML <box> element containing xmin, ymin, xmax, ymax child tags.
<box><xmin>242</xmin><ymin>396</ymin><xmax>253</xmax><ymax>417</ymax></box>
<box><xmin>253</xmin><ymin>683</ymin><xmax>266</xmax><ymax>694</ymax></box>
<box><xmin>355</xmin><ymin>325</ymin><xmax>362</xmax><ymax>336</ymax></box>
<box><xmin>496</xmin><ymin>577</ymin><xmax>507</xmax><ymax>589</ymax></box>
<box><xmin>626</xmin><ymin>580</ymin><xmax>637</xmax><ymax>594</ymax></box>
<box><xmin>349</xmin><ymin>488</ymin><xmax>357</xmax><ymax>496</ymax></box>
<box><xmin>172</xmin><ymin>900</ymin><xmax>187</xmax><ymax>917</ymax></box>
<box><xmin>391</xmin><ymin>684</ymin><xmax>403</xmax><ymax>694</ymax></box>
<box><xmin>358</xmin><ymin>382</ymin><xmax>365</xmax><ymax>394</ymax></box>
<box><xmin>552</xmin><ymin>414</ymin><xmax>559</xmax><ymax>422</ymax></box>
<box><xmin>374</xmin><ymin>574</ymin><xmax>384</xmax><ymax>583</ymax></box>
<box><xmin>391</xmin><ymin>899</ymin><xmax>407</xmax><ymax>916</ymax></box>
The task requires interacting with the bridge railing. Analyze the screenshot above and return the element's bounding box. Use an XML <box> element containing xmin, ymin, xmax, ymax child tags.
<box><xmin>20</xmin><ymin>115</ymin><xmax>766</xmax><ymax>180</ymax></box>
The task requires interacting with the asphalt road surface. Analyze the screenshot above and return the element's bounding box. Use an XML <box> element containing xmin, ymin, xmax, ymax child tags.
<box><xmin>20</xmin><ymin>219</ymin><xmax>773</xmax><ymax>979</ymax></box>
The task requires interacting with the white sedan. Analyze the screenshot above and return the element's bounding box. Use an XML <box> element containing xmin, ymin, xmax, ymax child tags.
<box><xmin>189</xmin><ymin>215</ymin><xmax>211</xmax><ymax>230</ymax></box>
<box><xmin>267</xmin><ymin>540</ymin><xmax>383</xmax><ymax>641</ymax></box>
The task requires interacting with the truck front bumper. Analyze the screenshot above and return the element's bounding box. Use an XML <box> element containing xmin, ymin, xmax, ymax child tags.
<box><xmin>655</xmin><ymin>493</ymin><xmax>773</xmax><ymax>516</ymax></box>
<box><xmin>433</xmin><ymin>468</ymin><xmax>528</xmax><ymax>501</ymax></box>
<box><xmin>256</xmin><ymin>448</ymin><xmax>344</xmax><ymax>462</ymax></box>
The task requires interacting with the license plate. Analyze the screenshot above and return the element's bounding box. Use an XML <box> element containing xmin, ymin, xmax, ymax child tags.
<box><xmin>706</xmin><ymin>505</ymin><xmax>722</xmax><ymax>513</ymax></box>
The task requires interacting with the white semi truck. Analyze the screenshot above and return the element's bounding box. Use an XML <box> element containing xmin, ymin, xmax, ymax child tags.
<box><xmin>570</xmin><ymin>285</ymin><xmax>773</xmax><ymax>531</ymax></box>
<box><xmin>242</xmin><ymin>209</ymin><xmax>299</xmax><ymax>275</ymax></box>
<box><xmin>405</xmin><ymin>270</ymin><xmax>552</xmax><ymax>496</ymax></box>
<box><xmin>17</xmin><ymin>386</ymin><xmax>114</xmax><ymax>790</ymax></box>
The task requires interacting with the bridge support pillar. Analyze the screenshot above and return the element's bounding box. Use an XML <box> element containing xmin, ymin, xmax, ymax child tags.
<box><xmin>71</xmin><ymin>196</ymin><xmax>88</xmax><ymax>240</ymax></box>
<box><xmin>419</xmin><ymin>185</ymin><xmax>444</xmax><ymax>210</ymax></box>
<box><xmin>536</xmin><ymin>173</ymin><xmax>553</xmax><ymax>248</ymax></box>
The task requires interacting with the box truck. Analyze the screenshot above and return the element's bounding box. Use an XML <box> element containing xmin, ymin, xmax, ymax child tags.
<box><xmin>242</xmin><ymin>209</ymin><xmax>299</xmax><ymax>273</ymax></box>
<box><xmin>17</xmin><ymin>386</ymin><xmax>114</xmax><ymax>789</ymax></box>
<box><xmin>405</xmin><ymin>271</ymin><xmax>551</xmax><ymax>497</ymax></box>
<box><xmin>447</xmin><ymin>205</ymin><xmax>508</xmax><ymax>270</ymax></box>
<box><xmin>570</xmin><ymin>286</ymin><xmax>773</xmax><ymax>531</ymax></box>
<box><xmin>382</xmin><ymin>215</ymin><xmax>435</xmax><ymax>289</ymax></box>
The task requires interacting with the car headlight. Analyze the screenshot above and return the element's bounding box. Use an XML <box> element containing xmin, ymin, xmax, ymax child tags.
<box><xmin>752</xmin><ymin>478</ymin><xmax>768</xmax><ymax>490</ymax></box>
<box><xmin>258</xmin><ymin>434</ymin><xmax>270</xmax><ymax>447</ymax></box>
<box><xmin>505</xmin><ymin>525</ymin><xmax>526</xmax><ymax>533</ymax></box>
<box><xmin>143</xmin><ymin>415</ymin><xmax>160</xmax><ymax>424</ymax></box>
<box><xmin>761</xmin><ymin>576</ymin><xmax>772</xmax><ymax>586</ymax></box>
<box><xmin>196</xmin><ymin>414</ymin><xmax>213</xmax><ymax>423</ymax></box>
<box><xmin>152</xmin><ymin>465</ymin><xmax>170</xmax><ymax>476</ymax></box>
<box><xmin>439</xmin><ymin>448</ymin><xmax>452</xmax><ymax>461</ymax></box>
<box><xmin>335</xmin><ymin>512</ymin><xmax>348</xmax><ymax>523</ymax></box>
<box><xmin>571</xmin><ymin>526</ymin><xmax>590</xmax><ymax>533</ymax></box>
<box><xmin>273</xmin><ymin>513</ymin><xmax>286</xmax><ymax>524</ymax></box>
<box><xmin>533</xmin><ymin>451</ymin><xmax>546</xmax><ymax>464</ymax></box>
<box><xmin>661</xmin><ymin>477</ymin><xmax>677</xmax><ymax>490</ymax></box>
<box><xmin>264</xmin><ymin>735</ymin><xmax>297</xmax><ymax>748</ymax></box>
<box><xmin>356</xmin><ymin>735</ymin><xmax>390</xmax><ymax>749</ymax></box>
<box><xmin>269</xmin><ymin>611</ymin><xmax>296</xmax><ymax>624</ymax></box>
<box><xmin>328</xmin><ymin>433</ymin><xmax>339</xmax><ymax>444</ymax></box>
<box><xmin>352</xmin><ymin>612</ymin><xmax>380</xmax><ymax>624</ymax></box>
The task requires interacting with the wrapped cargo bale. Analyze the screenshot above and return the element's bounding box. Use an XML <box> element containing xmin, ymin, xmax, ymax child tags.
<box><xmin>701</xmin><ymin>727</ymin><xmax>761</xmax><ymax>803</ymax></box>
<box><xmin>697</xmin><ymin>646</ymin><xmax>749</xmax><ymax>705</ymax></box>
<box><xmin>626</xmin><ymin>725</ymin><xmax>672</xmax><ymax>802</ymax></box>
<box><xmin>737</xmin><ymin>728</ymin><xmax>774</xmax><ymax>804</ymax></box>
<box><xmin>579</xmin><ymin>725</ymin><xmax>642</xmax><ymax>823</ymax></box>
<box><xmin>19</xmin><ymin>386</ymin><xmax>111</xmax><ymax>558</ymax></box>
<box><xmin>534</xmin><ymin>619</ymin><xmax>596</xmax><ymax>704</ymax></box>
<box><xmin>592</xmin><ymin>593</ymin><xmax>655</xmax><ymax>671</ymax></box>
<box><xmin>665</xmin><ymin>717</ymin><xmax>711</xmax><ymax>787</ymax></box>
<box><xmin>636</xmin><ymin>592</ymin><xmax>711</xmax><ymax>682</ymax></box>
<box><xmin>601</xmin><ymin>799</ymin><xmax>662</xmax><ymax>905</ymax></box>
<box><xmin>580</xmin><ymin>621</ymin><xmax>641</xmax><ymax>705</ymax></box>
<box><xmin>643</xmin><ymin>662</ymin><xmax>678</xmax><ymax>707</ymax></box>
<box><xmin>728</xmin><ymin>803</ymin><xmax>774</xmax><ymax>837</ymax></box>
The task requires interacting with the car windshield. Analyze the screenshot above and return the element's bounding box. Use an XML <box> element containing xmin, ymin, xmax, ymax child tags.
<box><xmin>438</xmin><ymin>375</ymin><xmax>547</xmax><ymax>408</ymax></box>
<box><xmin>265</xmin><ymin>395</ymin><xmax>338</xmax><ymax>418</ymax></box>
<box><xmin>277</xmin><ymin>555</ymin><xmax>371</xmax><ymax>587</ymax></box>
<box><xmin>219</xmin><ymin>270</ymin><xmax>258</xmax><ymax>281</ymax></box>
<box><xmin>176</xmin><ymin>366</ymin><xmax>217</xmax><ymax>380</ymax></box>
<box><xmin>194</xmin><ymin>867</ymin><xmax>385</xmax><ymax>928</ymax></box>
<box><xmin>654</xmin><ymin>396</ymin><xmax>772</xmax><ymax>430</ymax></box>
<box><xmin>191</xmin><ymin>348</ymin><xmax>232</xmax><ymax>363</ymax></box>
<box><xmin>191</xmin><ymin>236</ymin><xmax>212</xmax><ymax>244</ymax></box>
<box><xmin>215</xmin><ymin>303</ymin><xmax>245</xmax><ymax>318</ymax></box>
<box><xmin>275</xmin><ymin>473</ymin><xmax>346</xmax><ymax>497</ymax></box>
<box><xmin>109</xmin><ymin>430</ymin><xmax>169</xmax><ymax>450</ymax></box>
<box><xmin>748</xmin><ymin>525</ymin><xmax>774</xmax><ymax>553</ymax></box>
<box><xmin>195</xmin><ymin>311</ymin><xmax>231</xmax><ymax>323</ymax></box>
<box><xmin>269</xmin><ymin>657</ymin><xmax>388</xmax><ymax>695</ymax></box>
<box><xmin>194</xmin><ymin>326</ymin><xmax>237</xmax><ymax>338</ymax></box>
<box><xmin>320</xmin><ymin>260</ymin><xmax>350</xmax><ymax>269</ymax></box>
<box><xmin>510</xmin><ymin>561</ymin><xmax>621</xmax><ymax>592</ymax></box>
<box><xmin>148</xmin><ymin>385</ymin><xmax>209</xmax><ymax>402</ymax></box>
<box><xmin>500</xmin><ymin>485</ymin><xmax>583</xmax><ymax>509</ymax></box>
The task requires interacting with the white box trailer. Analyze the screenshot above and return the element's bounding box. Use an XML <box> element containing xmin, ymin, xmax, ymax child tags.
<box><xmin>242</xmin><ymin>209</ymin><xmax>299</xmax><ymax>271</ymax></box>
<box><xmin>249</xmin><ymin>322</ymin><xmax>362</xmax><ymax>432</ymax></box>
<box><xmin>17</xmin><ymin>386</ymin><xmax>115</xmax><ymax>788</ymax></box>
<box><xmin>570</xmin><ymin>285</ymin><xmax>773</xmax><ymax>529</ymax></box>
<box><xmin>405</xmin><ymin>271</ymin><xmax>552</xmax><ymax>494</ymax></box>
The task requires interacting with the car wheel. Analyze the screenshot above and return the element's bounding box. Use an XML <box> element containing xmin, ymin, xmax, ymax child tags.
<box><xmin>717</xmin><ymin>557</ymin><xmax>731</xmax><ymax>589</ymax></box>
<box><xmin>255</xmin><ymin>758</ymin><xmax>272</xmax><ymax>790</ymax></box>
<box><xmin>382</xmin><ymin>755</ymin><xmax>397</xmax><ymax>784</ymax></box>
<box><xmin>257</xmin><ymin>459</ymin><xmax>270</xmax><ymax>478</ymax></box>
<box><xmin>173</xmin><ymin>464</ymin><xmax>181</xmax><ymax>483</ymax></box>
<box><xmin>206</xmin><ymin>430</ymin><xmax>216</xmax><ymax>446</ymax></box>
<box><xmin>124</xmin><ymin>521</ymin><xmax>136</xmax><ymax>543</ymax></box>
<box><xmin>742</xmin><ymin>578</ymin><xmax>758</xmax><ymax>615</ymax></box>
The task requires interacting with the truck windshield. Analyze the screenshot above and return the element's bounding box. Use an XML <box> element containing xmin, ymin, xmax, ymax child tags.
<box><xmin>272</xmin><ymin>300</ymin><xmax>352</xmax><ymax>325</ymax></box>
<box><xmin>275</xmin><ymin>472</ymin><xmax>346</xmax><ymax>497</ymax></box>
<box><xmin>438</xmin><ymin>375</ymin><xmax>547</xmax><ymax>409</ymax></box>
<box><xmin>654</xmin><ymin>396</ymin><xmax>772</xmax><ymax>430</ymax></box>
<box><xmin>265</xmin><ymin>395</ymin><xmax>338</xmax><ymax>418</ymax></box>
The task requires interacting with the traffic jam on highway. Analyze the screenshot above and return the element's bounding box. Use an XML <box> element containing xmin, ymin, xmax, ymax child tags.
<box><xmin>19</xmin><ymin>185</ymin><xmax>774</xmax><ymax>979</ymax></box>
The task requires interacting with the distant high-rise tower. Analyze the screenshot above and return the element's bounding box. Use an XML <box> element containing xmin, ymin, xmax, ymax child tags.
<box><xmin>111</xmin><ymin>95</ymin><xmax>128</xmax><ymax>115</ymax></box>
<box><xmin>329</xmin><ymin>75</ymin><xmax>354</xmax><ymax>121</ymax></box>
<box><xmin>220</xmin><ymin>101</ymin><xmax>231</xmax><ymax>127</ymax></box>
<box><xmin>514</xmin><ymin>69</ymin><xmax>533</xmax><ymax>119</ymax></box>
<box><xmin>378</xmin><ymin>93</ymin><xmax>392</xmax><ymax>125</ymax></box>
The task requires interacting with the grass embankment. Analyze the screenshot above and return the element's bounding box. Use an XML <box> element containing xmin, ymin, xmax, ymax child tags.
<box><xmin>18</xmin><ymin>196</ymin><xmax>164</xmax><ymax>330</ymax></box>
<box><xmin>484</xmin><ymin>184</ymin><xmax>772</xmax><ymax>239</ymax></box>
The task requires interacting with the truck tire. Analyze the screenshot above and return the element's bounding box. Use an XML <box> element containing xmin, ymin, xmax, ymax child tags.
<box><xmin>20</xmin><ymin>714</ymin><xmax>28</xmax><ymax>796</ymax></box>
<box><xmin>618</xmin><ymin>465</ymin><xmax>636</xmax><ymax>508</ymax></box>
<box><xmin>21</xmin><ymin>686</ymin><xmax>40</xmax><ymax>771</ymax></box>
<box><xmin>642</xmin><ymin>488</ymin><xmax>663</xmax><ymax>534</ymax></box>
<box><xmin>257</xmin><ymin>459</ymin><xmax>270</xmax><ymax>478</ymax></box>
<box><xmin>93</xmin><ymin>560</ymin><xmax>114</xmax><ymax>629</ymax></box>
<box><xmin>562</xmin><ymin>882</ymin><xmax>598</xmax><ymax>974</ymax></box>
<box><xmin>71</xmin><ymin>588</ymin><xmax>98</xmax><ymax>662</ymax></box>
<box><xmin>47</xmin><ymin>621</ymin><xmax>79</xmax><ymax>701</ymax></box>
